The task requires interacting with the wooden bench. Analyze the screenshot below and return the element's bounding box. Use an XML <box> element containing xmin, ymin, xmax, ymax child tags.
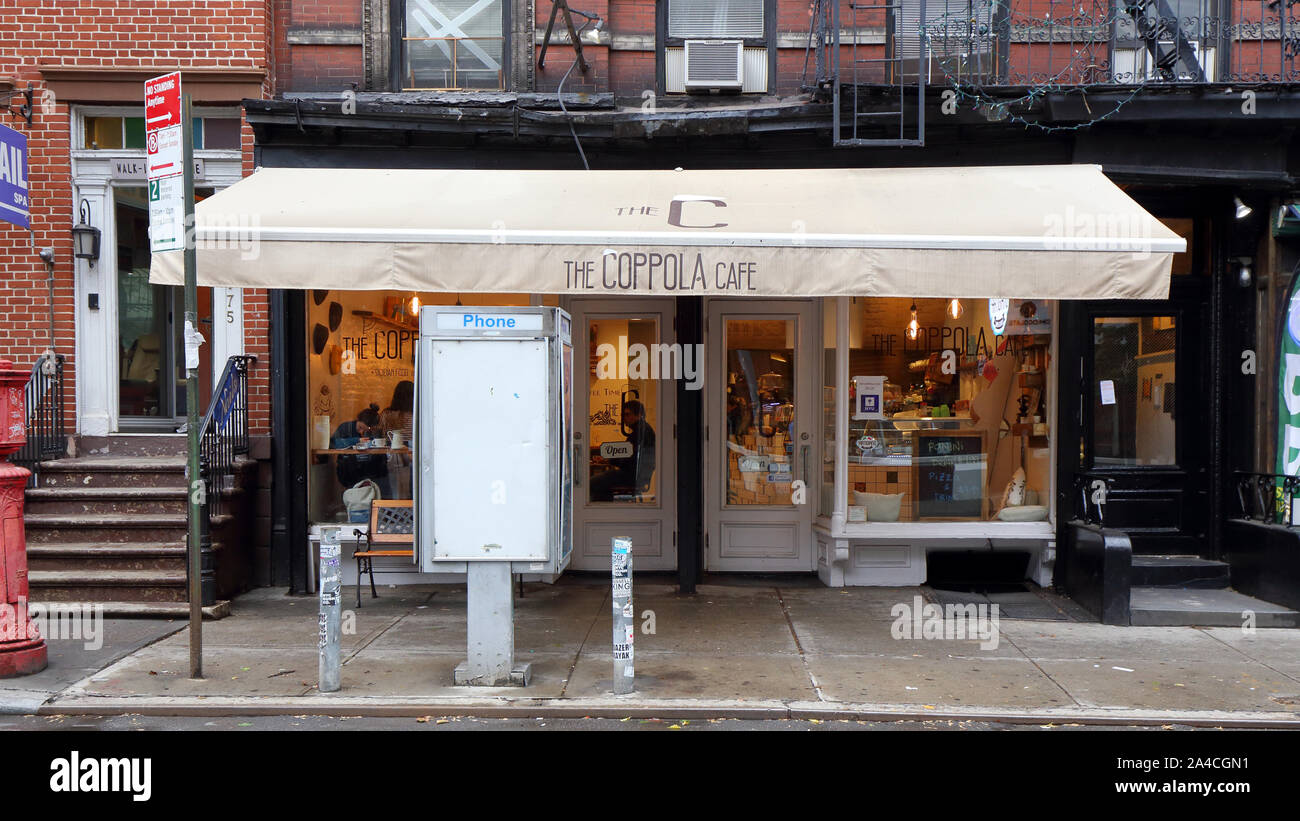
<box><xmin>353</xmin><ymin>500</ymin><xmax>414</xmax><ymax>608</ymax></box>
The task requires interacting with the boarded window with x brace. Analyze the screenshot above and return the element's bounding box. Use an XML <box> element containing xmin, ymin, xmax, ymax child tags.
<box><xmin>404</xmin><ymin>0</ymin><xmax>505</xmax><ymax>89</ymax></box>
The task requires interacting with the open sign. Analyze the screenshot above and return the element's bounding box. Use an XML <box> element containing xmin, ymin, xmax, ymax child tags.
<box><xmin>600</xmin><ymin>442</ymin><xmax>633</xmax><ymax>459</ymax></box>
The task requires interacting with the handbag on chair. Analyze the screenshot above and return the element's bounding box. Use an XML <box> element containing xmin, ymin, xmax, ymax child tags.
<box><xmin>342</xmin><ymin>479</ymin><xmax>381</xmax><ymax>523</ymax></box>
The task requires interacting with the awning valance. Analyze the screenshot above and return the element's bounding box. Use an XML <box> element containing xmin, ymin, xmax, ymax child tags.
<box><xmin>150</xmin><ymin>164</ymin><xmax>1183</xmax><ymax>299</ymax></box>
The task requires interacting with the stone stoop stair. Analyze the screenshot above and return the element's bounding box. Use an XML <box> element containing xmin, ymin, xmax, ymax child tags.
<box><xmin>23</xmin><ymin>444</ymin><xmax>231</xmax><ymax>618</ymax></box>
<box><xmin>1130</xmin><ymin>555</ymin><xmax>1299</xmax><ymax>627</ymax></box>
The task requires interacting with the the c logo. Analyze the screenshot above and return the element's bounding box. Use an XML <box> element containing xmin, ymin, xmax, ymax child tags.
<box><xmin>668</xmin><ymin>195</ymin><xmax>728</xmax><ymax>228</ymax></box>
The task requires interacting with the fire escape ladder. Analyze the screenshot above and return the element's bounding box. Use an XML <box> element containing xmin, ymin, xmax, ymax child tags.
<box><xmin>1122</xmin><ymin>0</ymin><xmax>1206</xmax><ymax>81</ymax></box>
<box><xmin>831</xmin><ymin>0</ymin><xmax>927</xmax><ymax>147</ymax></box>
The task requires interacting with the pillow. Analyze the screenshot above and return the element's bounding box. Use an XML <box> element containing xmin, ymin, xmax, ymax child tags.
<box><xmin>996</xmin><ymin>504</ymin><xmax>1048</xmax><ymax>522</ymax></box>
<box><xmin>853</xmin><ymin>491</ymin><xmax>904</xmax><ymax>522</ymax></box>
<box><xmin>999</xmin><ymin>467</ymin><xmax>1027</xmax><ymax>510</ymax></box>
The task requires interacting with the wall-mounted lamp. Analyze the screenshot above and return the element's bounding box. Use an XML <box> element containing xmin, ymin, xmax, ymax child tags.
<box><xmin>1234</xmin><ymin>196</ymin><xmax>1253</xmax><ymax>220</ymax></box>
<box><xmin>71</xmin><ymin>199</ymin><xmax>101</xmax><ymax>266</ymax></box>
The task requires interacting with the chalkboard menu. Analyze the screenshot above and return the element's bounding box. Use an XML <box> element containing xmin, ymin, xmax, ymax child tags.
<box><xmin>912</xmin><ymin>431</ymin><xmax>985</xmax><ymax>519</ymax></box>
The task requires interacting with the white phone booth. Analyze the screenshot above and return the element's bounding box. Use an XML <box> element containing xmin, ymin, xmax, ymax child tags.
<box><xmin>415</xmin><ymin>306</ymin><xmax>573</xmax><ymax>684</ymax></box>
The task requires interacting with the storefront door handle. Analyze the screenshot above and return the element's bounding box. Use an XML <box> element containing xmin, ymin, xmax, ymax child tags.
<box><xmin>801</xmin><ymin>445</ymin><xmax>810</xmax><ymax>486</ymax></box>
<box><xmin>574</xmin><ymin>443</ymin><xmax>582</xmax><ymax>487</ymax></box>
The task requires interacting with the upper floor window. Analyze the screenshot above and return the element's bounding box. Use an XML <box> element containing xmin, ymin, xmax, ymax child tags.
<box><xmin>663</xmin><ymin>0</ymin><xmax>769</xmax><ymax>93</ymax></box>
<box><xmin>82</xmin><ymin>115</ymin><xmax>241</xmax><ymax>151</ymax></box>
<box><xmin>667</xmin><ymin>0</ymin><xmax>765</xmax><ymax>40</ymax></box>
<box><xmin>403</xmin><ymin>0</ymin><xmax>506</xmax><ymax>90</ymax></box>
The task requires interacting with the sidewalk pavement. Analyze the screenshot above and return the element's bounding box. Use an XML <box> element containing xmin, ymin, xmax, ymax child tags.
<box><xmin>13</xmin><ymin>577</ymin><xmax>1300</xmax><ymax>726</ymax></box>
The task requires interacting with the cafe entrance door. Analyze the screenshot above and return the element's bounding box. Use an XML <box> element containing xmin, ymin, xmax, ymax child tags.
<box><xmin>569</xmin><ymin>298</ymin><xmax>678</xmax><ymax>571</ymax></box>
<box><xmin>705</xmin><ymin>300</ymin><xmax>818</xmax><ymax>571</ymax></box>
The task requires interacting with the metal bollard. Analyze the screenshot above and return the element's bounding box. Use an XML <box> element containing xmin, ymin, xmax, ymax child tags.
<box><xmin>318</xmin><ymin>526</ymin><xmax>342</xmax><ymax>693</ymax></box>
<box><xmin>612</xmin><ymin>536</ymin><xmax>634</xmax><ymax>694</ymax></box>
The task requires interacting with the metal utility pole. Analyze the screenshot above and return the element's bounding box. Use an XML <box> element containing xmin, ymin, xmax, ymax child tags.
<box><xmin>318</xmin><ymin>527</ymin><xmax>342</xmax><ymax>692</ymax></box>
<box><xmin>182</xmin><ymin>92</ymin><xmax>202</xmax><ymax>679</ymax></box>
<box><xmin>612</xmin><ymin>536</ymin><xmax>634</xmax><ymax>694</ymax></box>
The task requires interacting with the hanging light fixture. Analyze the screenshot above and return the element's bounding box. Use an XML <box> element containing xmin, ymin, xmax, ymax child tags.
<box><xmin>907</xmin><ymin>301</ymin><xmax>920</xmax><ymax>340</ymax></box>
<box><xmin>408</xmin><ymin>295</ymin><xmax>421</xmax><ymax>316</ymax></box>
<box><xmin>948</xmin><ymin>298</ymin><xmax>964</xmax><ymax>319</ymax></box>
<box><xmin>1234</xmin><ymin>196</ymin><xmax>1252</xmax><ymax>220</ymax></box>
<box><xmin>71</xmin><ymin>199</ymin><xmax>101</xmax><ymax>266</ymax></box>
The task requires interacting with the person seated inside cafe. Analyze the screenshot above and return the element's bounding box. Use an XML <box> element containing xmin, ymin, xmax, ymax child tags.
<box><xmin>379</xmin><ymin>380</ymin><xmax>414</xmax><ymax>498</ymax></box>
<box><xmin>590</xmin><ymin>399</ymin><xmax>656</xmax><ymax>502</ymax></box>
<box><xmin>332</xmin><ymin>403</ymin><xmax>391</xmax><ymax>498</ymax></box>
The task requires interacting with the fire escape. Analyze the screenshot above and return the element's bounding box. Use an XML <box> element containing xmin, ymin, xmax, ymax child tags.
<box><xmin>814</xmin><ymin>0</ymin><xmax>1218</xmax><ymax>148</ymax></box>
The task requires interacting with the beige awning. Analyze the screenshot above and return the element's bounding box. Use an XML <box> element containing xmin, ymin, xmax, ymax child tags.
<box><xmin>150</xmin><ymin>164</ymin><xmax>1182</xmax><ymax>299</ymax></box>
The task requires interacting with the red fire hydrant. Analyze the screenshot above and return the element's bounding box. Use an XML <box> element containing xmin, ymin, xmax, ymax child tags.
<box><xmin>0</xmin><ymin>359</ymin><xmax>47</xmax><ymax>677</ymax></box>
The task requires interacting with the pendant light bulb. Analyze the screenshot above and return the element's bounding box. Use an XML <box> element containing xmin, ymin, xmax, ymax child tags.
<box><xmin>907</xmin><ymin>302</ymin><xmax>919</xmax><ymax>340</ymax></box>
<box><xmin>948</xmin><ymin>298</ymin><xmax>963</xmax><ymax>319</ymax></box>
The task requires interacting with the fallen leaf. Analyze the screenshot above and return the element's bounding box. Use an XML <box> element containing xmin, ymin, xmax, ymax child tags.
<box><xmin>416</xmin><ymin>716</ymin><xmax>430</xmax><ymax>723</ymax></box>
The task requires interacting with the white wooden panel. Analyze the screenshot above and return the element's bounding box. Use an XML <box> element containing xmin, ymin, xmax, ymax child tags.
<box><xmin>719</xmin><ymin>521</ymin><xmax>799</xmax><ymax>559</ymax></box>
<box><xmin>583</xmin><ymin>522</ymin><xmax>663</xmax><ymax>560</ymax></box>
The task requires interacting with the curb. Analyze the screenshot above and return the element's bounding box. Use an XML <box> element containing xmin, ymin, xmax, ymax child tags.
<box><xmin>34</xmin><ymin>697</ymin><xmax>1300</xmax><ymax>728</ymax></box>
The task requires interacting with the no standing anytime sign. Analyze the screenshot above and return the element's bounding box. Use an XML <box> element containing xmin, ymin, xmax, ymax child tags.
<box><xmin>145</xmin><ymin>72</ymin><xmax>185</xmax><ymax>254</ymax></box>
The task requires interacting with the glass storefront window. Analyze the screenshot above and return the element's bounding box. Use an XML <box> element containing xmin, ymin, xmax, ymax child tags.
<box><xmin>306</xmin><ymin>291</ymin><xmax>531</xmax><ymax>523</ymax></box>
<box><xmin>840</xmin><ymin>297</ymin><xmax>1054</xmax><ymax>523</ymax></box>
<box><xmin>1092</xmin><ymin>316</ymin><xmax>1176</xmax><ymax>467</ymax></box>
<box><xmin>586</xmin><ymin>318</ymin><xmax>660</xmax><ymax>504</ymax></box>
<box><xmin>724</xmin><ymin>318</ymin><xmax>796</xmax><ymax>506</ymax></box>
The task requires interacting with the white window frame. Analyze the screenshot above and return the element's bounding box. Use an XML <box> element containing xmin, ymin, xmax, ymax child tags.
<box><xmin>69</xmin><ymin>105</ymin><xmax>245</xmax><ymax>435</ymax></box>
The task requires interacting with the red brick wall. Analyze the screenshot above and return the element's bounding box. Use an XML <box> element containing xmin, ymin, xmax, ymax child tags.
<box><xmin>277</xmin><ymin>0</ymin><xmax>363</xmax><ymax>91</ymax></box>
<box><xmin>0</xmin><ymin>0</ymin><xmax>273</xmax><ymax>435</ymax></box>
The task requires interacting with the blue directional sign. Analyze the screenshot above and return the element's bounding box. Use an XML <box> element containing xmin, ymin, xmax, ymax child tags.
<box><xmin>0</xmin><ymin>123</ymin><xmax>29</xmax><ymax>230</ymax></box>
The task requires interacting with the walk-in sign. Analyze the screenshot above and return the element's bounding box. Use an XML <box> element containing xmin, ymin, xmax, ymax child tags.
<box><xmin>0</xmin><ymin>123</ymin><xmax>29</xmax><ymax>230</ymax></box>
<box><xmin>145</xmin><ymin>72</ymin><xmax>185</xmax><ymax>253</ymax></box>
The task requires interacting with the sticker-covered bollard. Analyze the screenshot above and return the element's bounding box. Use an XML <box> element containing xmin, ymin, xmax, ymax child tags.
<box><xmin>612</xmin><ymin>537</ymin><xmax>634</xmax><ymax>694</ymax></box>
<box><xmin>318</xmin><ymin>527</ymin><xmax>342</xmax><ymax>693</ymax></box>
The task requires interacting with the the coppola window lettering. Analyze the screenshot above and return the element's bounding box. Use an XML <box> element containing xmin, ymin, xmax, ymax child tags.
<box><xmin>565</xmin><ymin>252</ymin><xmax>759</xmax><ymax>292</ymax></box>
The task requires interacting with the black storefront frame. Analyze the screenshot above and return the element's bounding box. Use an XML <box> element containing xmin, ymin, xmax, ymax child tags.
<box><xmin>1055</xmin><ymin>191</ymin><xmax>1238</xmax><ymax>600</ymax></box>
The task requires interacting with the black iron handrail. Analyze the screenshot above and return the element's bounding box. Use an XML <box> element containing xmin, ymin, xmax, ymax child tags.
<box><xmin>1234</xmin><ymin>471</ymin><xmax>1300</xmax><ymax>526</ymax></box>
<box><xmin>199</xmin><ymin>355</ymin><xmax>255</xmax><ymax>519</ymax></box>
<box><xmin>13</xmin><ymin>351</ymin><xmax>66</xmax><ymax>488</ymax></box>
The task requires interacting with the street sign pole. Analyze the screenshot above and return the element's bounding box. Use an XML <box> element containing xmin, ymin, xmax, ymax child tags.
<box><xmin>182</xmin><ymin>92</ymin><xmax>202</xmax><ymax>679</ymax></box>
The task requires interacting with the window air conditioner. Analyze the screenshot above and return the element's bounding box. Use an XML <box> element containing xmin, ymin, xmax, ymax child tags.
<box><xmin>683</xmin><ymin>40</ymin><xmax>744</xmax><ymax>90</ymax></box>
